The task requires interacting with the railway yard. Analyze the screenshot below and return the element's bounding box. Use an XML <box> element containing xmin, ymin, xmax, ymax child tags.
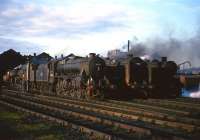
<box><xmin>1</xmin><ymin>0</ymin><xmax>200</xmax><ymax>139</ymax></box>
<box><xmin>0</xmin><ymin>88</ymin><xmax>200</xmax><ymax>140</ymax></box>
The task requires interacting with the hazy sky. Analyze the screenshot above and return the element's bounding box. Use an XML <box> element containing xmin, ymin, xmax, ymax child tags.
<box><xmin>0</xmin><ymin>0</ymin><xmax>199</xmax><ymax>56</ymax></box>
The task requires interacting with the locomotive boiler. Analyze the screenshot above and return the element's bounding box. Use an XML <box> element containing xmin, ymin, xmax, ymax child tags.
<box><xmin>53</xmin><ymin>53</ymin><xmax>106</xmax><ymax>98</ymax></box>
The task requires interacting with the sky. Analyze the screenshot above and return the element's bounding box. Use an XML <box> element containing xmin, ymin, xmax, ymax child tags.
<box><xmin>0</xmin><ymin>0</ymin><xmax>200</xmax><ymax>57</ymax></box>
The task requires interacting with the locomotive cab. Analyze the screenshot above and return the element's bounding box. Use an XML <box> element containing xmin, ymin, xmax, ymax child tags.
<box><xmin>124</xmin><ymin>57</ymin><xmax>148</xmax><ymax>90</ymax></box>
<box><xmin>88</xmin><ymin>53</ymin><xmax>106</xmax><ymax>98</ymax></box>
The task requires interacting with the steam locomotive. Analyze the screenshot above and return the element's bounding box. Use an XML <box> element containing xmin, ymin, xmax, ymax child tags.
<box><xmin>3</xmin><ymin>52</ymin><xmax>182</xmax><ymax>99</ymax></box>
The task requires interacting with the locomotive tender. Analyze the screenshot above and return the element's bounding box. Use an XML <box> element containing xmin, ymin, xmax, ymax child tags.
<box><xmin>4</xmin><ymin>52</ymin><xmax>182</xmax><ymax>99</ymax></box>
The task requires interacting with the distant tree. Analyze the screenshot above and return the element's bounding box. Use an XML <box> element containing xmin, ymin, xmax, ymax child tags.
<box><xmin>0</xmin><ymin>49</ymin><xmax>27</xmax><ymax>80</ymax></box>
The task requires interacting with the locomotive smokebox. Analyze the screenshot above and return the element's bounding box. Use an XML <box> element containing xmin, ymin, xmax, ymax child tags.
<box><xmin>89</xmin><ymin>53</ymin><xmax>96</xmax><ymax>58</ymax></box>
<box><xmin>161</xmin><ymin>57</ymin><xmax>167</xmax><ymax>63</ymax></box>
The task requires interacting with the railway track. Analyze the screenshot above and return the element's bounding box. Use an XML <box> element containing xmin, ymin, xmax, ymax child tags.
<box><xmin>151</xmin><ymin>98</ymin><xmax>200</xmax><ymax>108</ymax></box>
<box><xmin>167</xmin><ymin>97</ymin><xmax>200</xmax><ymax>105</ymax></box>
<box><xmin>129</xmin><ymin>99</ymin><xmax>200</xmax><ymax>113</ymax></box>
<box><xmin>31</xmin><ymin>94</ymin><xmax>200</xmax><ymax>129</ymax></box>
<box><xmin>6</xmin><ymin>87</ymin><xmax>199</xmax><ymax>116</ymax></box>
<box><xmin>4</xmin><ymin>91</ymin><xmax>199</xmax><ymax>132</ymax></box>
<box><xmin>107</xmin><ymin>99</ymin><xmax>200</xmax><ymax>118</ymax></box>
<box><xmin>0</xmin><ymin>100</ymin><xmax>113</xmax><ymax>140</ymax></box>
<box><xmin>96</xmin><ymin>99</ymin><xmax>190</xmax><ymax>116</ymax></box>
<box><xmin>1</xmin><ymin>89</ymin><xmax>200</xmax><ymax>140</ymax></box>
<box><xmin>5</xmin><ymin>90</ymin><xmax>200</xmax><ymax>128</ymax></box>
<box><xmin>0</xmin><ymin>94</ymin><xmax>150</xmax><ymax>140</ymax></box>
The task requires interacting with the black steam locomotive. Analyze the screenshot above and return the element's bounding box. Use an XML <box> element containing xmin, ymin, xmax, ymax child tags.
<box><xmin>4</xmin><ymin>52</ymin><xmax>182</xmax><ymax>99</ymax></box>
<box><xmin>104</xmin><ymin>56</ymin><xmax>181</xmax><ymax>98</ymax></box>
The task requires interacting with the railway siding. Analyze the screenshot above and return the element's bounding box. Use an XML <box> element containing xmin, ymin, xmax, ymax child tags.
<box><xmin>1</xmin><ymin>95</ymin><xmax>151</xmax><ymax>140</ymax></box>
<box><xmin>1</xmin><ymin>89</ymin><xmax>200</xmax><ymax>139</ymax></box>
<box><xmin>132</xmin><ymin>99</ymin><xmax>200</xmax><ymax>114</ymax></box>
<box><xmin>33</xmin><ymin>93</ymin><xmax>200</xmax><ymax>127</ymax></box>
<box><xmin>5</xmin><ymin>90</ymin><xmax>200</xmax><ymax>128</ymax></box>
<box><xmin>0</xmin><ymin>100</ymin><xmax>112</xmax><ymax>140</ymax></box>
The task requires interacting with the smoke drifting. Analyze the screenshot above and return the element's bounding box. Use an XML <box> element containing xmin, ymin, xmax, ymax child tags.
<box><xmin>127</xmin><ymin>32</ymin><xmax>200</xmax><ymax>67</ymax></box>
<box><xmin>190</xmin><ymin>91</ymin><xmax>200</xmax><ymax>98</ymax></box>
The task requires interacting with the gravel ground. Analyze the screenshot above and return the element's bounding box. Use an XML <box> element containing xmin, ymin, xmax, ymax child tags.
<box><xmin>0</xmin><ymin>105</ymin><xmax>93</xmax><ymax>140</ymax></box>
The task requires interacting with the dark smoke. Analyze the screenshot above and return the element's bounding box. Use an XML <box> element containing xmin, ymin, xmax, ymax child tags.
<box><xmin>128</xmin><ymin>42</ymin><xmax>147</xmax><ymax>57</ymax></box>
<box><xmin>127</xmin><ymin>33</ymin><xmax>200</xmax><ymax>67</ymax></box>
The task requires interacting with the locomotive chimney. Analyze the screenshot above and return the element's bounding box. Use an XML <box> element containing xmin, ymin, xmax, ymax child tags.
<box><xmin>128</xmin><ymin>40</ymin><xmax>130</xmax><ymax>52</ymax></box>
<box><xmin>61</xmin><ymin>54</ymin><xmax>64</xmax><ymax>59</ymax></box>
<box><xmin>89</xmin><ymin>53</ymin><xmax>96</xmax><ymax>58</ymax></box>
<box><xmin>161</xmin><ymin>57</ymin><xmax>167</xmax><ymax>62</ymax></box>
<box><xmin>55</xmin><ymin>56</ymin><xmax>57</xmax><ymax>60</ymax></box>
<box><xmin>34</xmin><ymin>53</ymin><xmax>36</xmax><ymax>57</ymax></box>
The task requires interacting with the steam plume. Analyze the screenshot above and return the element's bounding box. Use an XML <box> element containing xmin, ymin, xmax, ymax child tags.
<box><xmin>190</xmin><ymin>91</ymin><xmax>200</xmax><ymax>98</ymax></box>
<box><xmin>126</xmin><ymin>32</ymin><xmax>200</xmax><ymax>67</ymax></box>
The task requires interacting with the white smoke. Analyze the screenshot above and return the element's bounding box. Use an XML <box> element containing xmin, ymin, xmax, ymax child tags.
<box><xmin>140</xmin><ymin>54</ymin><xmax>151</xmax><ymax>60</ymax></box>
<box><xmin>190</xmin><ymin>91</ymin><xmax>200</xmax><ymax>98</ymax></box>
<box><xmin>189</xmin><ymin>83</ymin><xmax>200</xmax><ymax>98</ymax></box>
